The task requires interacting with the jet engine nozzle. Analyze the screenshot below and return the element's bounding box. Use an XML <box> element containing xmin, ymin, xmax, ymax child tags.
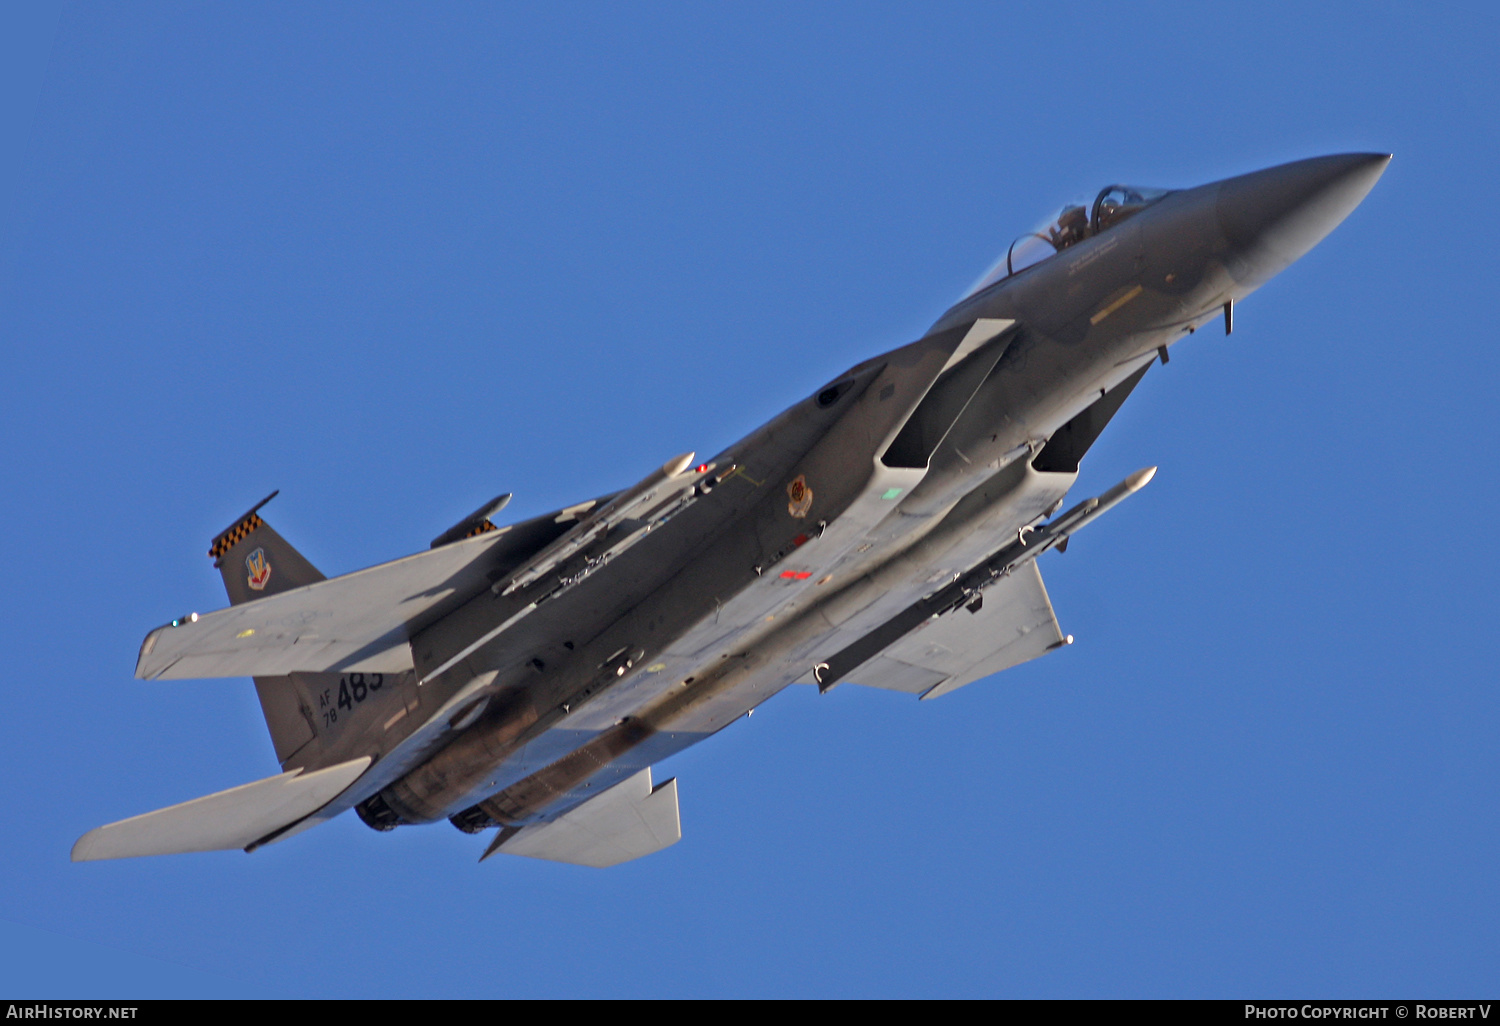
<box><xmin>1216</xmin><ymin>152</ymin><xmax>1390</xmax><ymax>287</ymax></box>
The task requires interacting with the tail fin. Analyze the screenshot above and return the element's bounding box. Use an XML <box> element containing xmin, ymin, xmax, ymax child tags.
<box><xmin>209</xmin><ymin>490</ymin><xmax>326</xmax><ymax>603</ymax></box>
<box><xmin>207</xmin><ymin>492</ymin><xmax>327</xmax><ymax>767</ymax></box>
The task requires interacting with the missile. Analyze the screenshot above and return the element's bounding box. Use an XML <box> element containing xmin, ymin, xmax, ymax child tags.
<box><xmin>597</xmin><ymin>451</ymin><xmax>699</xmax><ymax>525</ymax></box>
<box><xmin>952</xmin><ymin>465</ymin><xmax>1156</xmax><ymax>598</ymax></box>
<box><xmin>496</xmin><ymin>452</ymin><xmax>709</xmax><ymax>597</ymax></box>
<box><xmin>422</xmin><ymin>454</ymin><xmax>717</xmax><ymax>682</ymax></box>
<box><xmin>1044</xmin><ymin>466</ymin><xmax>1156</xmax><ymax>540</ymax></box>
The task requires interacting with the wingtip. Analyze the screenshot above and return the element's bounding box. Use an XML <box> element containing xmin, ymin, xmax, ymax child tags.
<box><xmin>135</xmin><ymin>627</ymin><xmax>164</xmax><ymax>678</ymax></box>
<box><xmin>71</xmin><ymin>823</ymin><xmax>113</xmax><ymax>862</ymax></box>
<box><xmin>70</xmin><ymin>832</ymin><xmax>95</xmax><ymax>863</ymax></box>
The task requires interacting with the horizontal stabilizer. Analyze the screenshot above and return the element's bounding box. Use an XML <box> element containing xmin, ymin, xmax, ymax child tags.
<box><xmin>71</xmin><ymin>757</ymin><xmax>370</xmax><ymax>861</ymax></box>
<box><xmin>484</xmin><ymin>767</ymin><xmax>680</xmax><ymax>868</ymax></box>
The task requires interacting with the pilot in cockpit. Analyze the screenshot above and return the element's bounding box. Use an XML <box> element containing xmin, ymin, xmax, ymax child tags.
<box><xmin>1049</xmin><ymin>204</ymin><xmax>1090</xmax><ymax>250</ymax></box>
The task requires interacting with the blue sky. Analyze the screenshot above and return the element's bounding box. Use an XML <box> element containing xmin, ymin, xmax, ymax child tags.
<box><xmin>1</xmin><ymin>2</ymin><xmax>1496</xmax><ymax>998</ymax></box>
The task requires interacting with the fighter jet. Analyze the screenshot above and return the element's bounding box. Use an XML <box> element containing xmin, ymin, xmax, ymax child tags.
<box><xmin>74</xmin><ymin>153</ymin><xmax>1389</xmax><ymax>867</ymax></box>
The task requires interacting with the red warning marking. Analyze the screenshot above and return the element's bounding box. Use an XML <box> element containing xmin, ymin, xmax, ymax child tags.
<box><xmin>792</xmin><ymin>534</ymin><xmax>808</xmax><ymax>547</ymax></box>
<box><xmin>779</xmin><ymin>570</ymin><xmax>812</xmax><ymax>580</ymax></box>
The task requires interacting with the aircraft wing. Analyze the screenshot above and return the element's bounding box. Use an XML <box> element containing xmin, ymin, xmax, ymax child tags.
<box><xmin>845</xmin><ymin>561</ymin><xmax>1064</xmax><ymax>700</ymax></box>
<box><xmin>136</xmin><ymin>503</ymin><xmax>589</xmax><ymax>680</ymax></box>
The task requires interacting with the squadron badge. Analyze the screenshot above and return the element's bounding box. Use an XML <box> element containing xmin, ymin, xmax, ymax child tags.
<box><xmin>786</xmin><ymin>474</ymin><xmax>813</xmax><ymax>518</ymax></box>
<box><xmin>246</xmin><ymin>547</ymin><xmax>272</xmax><ymax>591</ymax></box>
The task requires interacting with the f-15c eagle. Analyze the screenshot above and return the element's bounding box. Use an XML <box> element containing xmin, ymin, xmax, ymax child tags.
<box><xmin>74</xmin><ymin>154</ymin><xmax>1388</xmax><ymax>867</ymax></box>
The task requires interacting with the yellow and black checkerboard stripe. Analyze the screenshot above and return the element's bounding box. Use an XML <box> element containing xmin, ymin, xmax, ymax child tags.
<box><xmin>464</xmin><ymin>519</ymin><xmax>498</xmax><ymax>539</ymax></box>
<box><xmin>208</xmin><ymin>513</ymin><xmax>264</xmax><ymax>559</ymax></box>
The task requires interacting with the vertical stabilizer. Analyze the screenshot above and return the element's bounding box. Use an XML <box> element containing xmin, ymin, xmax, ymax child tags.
<box><xmin>209</xmin><ymin>491</ymin><xmax>326</xmax><ymax>602</ymax></box>
<box><xmin>207</xmin><ymin>493</ymin><xmax>327</xmax><ymax>766</ymax></box>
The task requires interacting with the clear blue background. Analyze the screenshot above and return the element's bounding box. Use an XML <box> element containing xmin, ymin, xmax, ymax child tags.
<box><xmin>1</xmin><ymin>2</ymin><xmax>1495</xmax><ymax>998</ymax></box>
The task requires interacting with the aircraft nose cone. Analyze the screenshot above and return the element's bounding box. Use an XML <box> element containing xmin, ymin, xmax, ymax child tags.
<box><xmin>1216</xmin><ymin>152</ymin><xmax>1390</xmax><ymax>283</ymax></box>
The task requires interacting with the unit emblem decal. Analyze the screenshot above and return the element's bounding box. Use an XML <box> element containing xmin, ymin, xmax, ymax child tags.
<box><xmin>787</xmin><ymin>475</ymin><xmax>813</xmax><ymax>518</ymax></box>
<box><xmin>246</xmin><ymin>547</ymin><xmax>272</xmax><ymax>591</ymax></box>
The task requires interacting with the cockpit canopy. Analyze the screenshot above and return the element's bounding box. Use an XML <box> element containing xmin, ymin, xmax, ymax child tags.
<box><xmin>963</xmin><ymin>184</ymin><xmax>1170</xmax><ymax>299</ymax></box>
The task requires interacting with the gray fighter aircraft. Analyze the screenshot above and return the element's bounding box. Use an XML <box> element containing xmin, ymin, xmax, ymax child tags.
<box><xmin>74</xmin><ymin>153</ymin><xmax>1388</xmax><ymax>867</ymax></box>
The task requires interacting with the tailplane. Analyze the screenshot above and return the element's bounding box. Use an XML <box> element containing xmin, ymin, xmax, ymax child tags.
<box><xmin>72</xmin><ymin>757</ymin><xmax>370</xmax><ymax>860</ymax></box>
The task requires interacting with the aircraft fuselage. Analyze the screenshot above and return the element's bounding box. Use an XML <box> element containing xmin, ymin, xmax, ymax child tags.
<box><xmin>345</xmin><ymin>154</ymin><xmax>1390</xmax><ymax>836</ymax></box>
